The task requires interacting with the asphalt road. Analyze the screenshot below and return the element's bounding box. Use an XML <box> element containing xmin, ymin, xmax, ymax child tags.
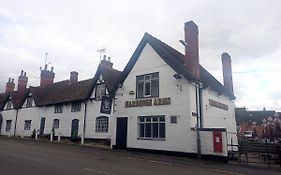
<box><xmin>0</xmin><ymin>137</ymin><xmax>280</xmax><ymax>175</ymax></box>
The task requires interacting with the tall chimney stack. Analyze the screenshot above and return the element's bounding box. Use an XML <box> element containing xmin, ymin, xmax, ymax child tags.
<box><xmin>5</xmin><ymin>78</ymin><xmax>15</xmax><ymax>93</ymax></box>
<box><xmin>70</xmin><ymin>71</ymin><xmax>78</xmax><ymax>83</ymax></box>
<box><xmin>184</xmin><ymin>21</ymin><xmax>200</xmax><ymax>80</ymax></box>
<box><xmin>100</xmin><ymin>55</ymin><xmax>113</xmax><ymax>68</ymax></box>
<box><xmin>17</xmin><ymin>70</ymin><xmax>28</xmax><ymax>92</ymax></box>
<box><xmin>221</xmin><ymin>52</ymin><xmax>234</xmax><ymax>95</ymax></box>
<box><xmin>40</xmin><ymin>65</ymin><xmax>55</xmax><ymax>88</ymax></box>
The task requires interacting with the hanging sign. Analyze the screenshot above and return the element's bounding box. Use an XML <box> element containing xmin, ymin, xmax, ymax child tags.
<box><xmin>100</xmin><ymin>96</ymin><xmax>112</xmax><ymax>114</ymax></box>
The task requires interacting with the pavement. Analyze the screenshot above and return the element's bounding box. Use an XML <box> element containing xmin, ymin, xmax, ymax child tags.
<box><xmin>0</xmin><ymin>137</ymin><xmax>280</xmax><ymax>175</ymax></box>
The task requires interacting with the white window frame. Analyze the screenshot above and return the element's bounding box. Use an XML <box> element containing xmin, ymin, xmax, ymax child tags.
<box><xmin>138</xmin><ymin>115</ymin><xmax>165</xmax><ymax>140</ymax></box>
<box><xmin>24</xmin><ymin>120</ymin><xmax>32</xmax><ymax>130</ymax></box>
<box><xmin>95</xmin><ymin>116</ymin><xmax>109</xmax><ymax>133</ymax></box>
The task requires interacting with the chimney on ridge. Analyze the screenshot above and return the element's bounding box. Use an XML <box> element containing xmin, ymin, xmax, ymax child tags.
<box><xmin>184</xmin><ymin>21</ymin><xmax>200</xmax><ymax>80</ymax></box>
<box><xmin>5</xmin><ymin>78</ymin><xmax>15</xmax><ymax>93</ymax></box>
<box><xmin>100</xmin><ymin>55</ymin><xmax>113</xmax><ymax>68</ymax></box>
<box><xmin>40</xmin><ymin>65</ymin><xmax>55</xmax><ymax>88</ymax></box>
<box><xmin>221</xmin><ymin>52</ymin><xmax>234</xmax><ymax>95</ymax></box>
<box><xmin>70</xmin><ymin>71</ymin><xmax>78</xmax><ymax>83</ymax></box>
<box><xmin>17</xmin><ymin>70</ymin><xmax>28</xmax><ymax>92</ymax></box>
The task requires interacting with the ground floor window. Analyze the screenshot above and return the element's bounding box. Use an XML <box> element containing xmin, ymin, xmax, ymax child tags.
<box><xmin>24</xmin><ymin>120</ymin><xmax>32</xmax><ymax>130</ymax></box>
<box><xmin>96</xmin><ymin>116</ymin><xmax>108</xmax><ymax>133</ymax></box>
<box><xmin>138</xmin><ymin>115</ymin><xmax>165</xmax><ymax>139</ymax></box>
<box><xmin>6</xmin><ymin>120</ymin><xmax>12</xmax><ymax>131</ymax></box>
<box><xmin>53</xmin><ymin>119</ymin><xmax>59</xmax><ymax>129</ymax></box>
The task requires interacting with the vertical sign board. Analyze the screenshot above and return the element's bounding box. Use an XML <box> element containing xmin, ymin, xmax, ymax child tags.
<box><xmin>213</xmin><ymin>131</ymin><xmax>223</xmax><ymax>152</ymax></box>
<box><xmin>100</xmin><ymin>96</ymin><xmax>112</xmax><ymax>114</ymax></box>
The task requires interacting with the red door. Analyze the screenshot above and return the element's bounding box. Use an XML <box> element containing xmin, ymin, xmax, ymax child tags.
<box><xmin>213</xmin><ymin>131</ymin><xmax>223</xmax><ymax>152</ymax></box>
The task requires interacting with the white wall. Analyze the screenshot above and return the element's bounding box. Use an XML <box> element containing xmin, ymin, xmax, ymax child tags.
<box><xmin>0</xmin><ymin>110</ymin><xmax>17</xmax><ymax>136</ymax></box>
<box><xmin>201</xmin><ymin>88</ymin><xmax>238</xmax><ymax>147</ymax></box>
<box><xmin>113</xmin><ymin>43</ymin><xmax>197</xmax><ymax>153</ymax></box>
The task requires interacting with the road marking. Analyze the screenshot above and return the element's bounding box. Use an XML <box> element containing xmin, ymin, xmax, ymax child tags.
<box><xmin>84</xmin><ymin>168</ymin><xmax>115</xmax><ymax>175</ymax></box>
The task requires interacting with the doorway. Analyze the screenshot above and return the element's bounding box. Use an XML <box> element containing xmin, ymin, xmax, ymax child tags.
<box><xmin>39</xmin><ymin>118</ymin><xmax>45</xmax><ymax>135</ymax></box>
<box><xmin>115</xmin><ymin>117</ymin><xmax>128</xmax><ymax>149</ymax></box>
<box><xmin>71</xmin><ymin>119</ymin><xmax>79</xmax><ymax>139</ymax></box>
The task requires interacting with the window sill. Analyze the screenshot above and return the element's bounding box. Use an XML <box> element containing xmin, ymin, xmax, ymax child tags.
<box><xmin>137</xmin><ymin>137</ymin><xmax>165</xmax><ymax>141</ymax></box>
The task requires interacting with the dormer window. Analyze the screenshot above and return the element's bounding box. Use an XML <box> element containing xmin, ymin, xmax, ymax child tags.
<box><xmin>95</xmin><ymin>84</ymin><xmax>106</xmax><ymax>100</ymax></box>
<box><xmin>6</xmin><ymin>100</ymin><xmax>12</xmax><ymax>110</ymax></box>
<box><xmin>136</xmin><ymin>72</ymin><xmax>159</xmax><ymax>98</ymax></box>
<box><xmin>54</xmin><ymin>104</ymin><xmax>63</xmax><ymax>113</ymax></box>
<box><xmin>26</xmin><ymin>97</ymin><xmax>33</xmax><ymax>108</ymax></box>
<box><xmin>71</xmin><ymin>102</ymin><xmax>81</xmax><ymax>112</ymax></box>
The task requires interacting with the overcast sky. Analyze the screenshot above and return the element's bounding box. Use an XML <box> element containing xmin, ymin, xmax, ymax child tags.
<box><xmin>0</xmin><ymin>0</ymin><xmax>280</xmax><ymax>111</ymax></box>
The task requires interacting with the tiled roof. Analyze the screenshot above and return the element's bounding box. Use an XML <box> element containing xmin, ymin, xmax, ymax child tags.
<box><xmin>0</xmin><ymin>92</ymin><xmax>9</xmax><ymax>110</ymax></box>
<box><xmin>31</xmin><ymin>79</ymin><xmax>95</xmax><ymax>106</ymax></box>
<box><xmin>114</xmin><ymin>32</ymin><xmax>235</xmax><ymax>99</ymax></box>
<box><xmin>98</xmin><ymin>64</ymin><xmax>122</xmax><ymax>92</ymax></box>
<box><xmin>10</xmin><ymin>89</ymin><xmax>30</xmax><ymax>109</ymax></box>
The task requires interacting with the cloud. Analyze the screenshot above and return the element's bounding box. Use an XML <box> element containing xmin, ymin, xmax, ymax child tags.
<box><xmin>0</xmin><ymin>0</ymin><xmax>281</xmax><ymax>111</ymax></box>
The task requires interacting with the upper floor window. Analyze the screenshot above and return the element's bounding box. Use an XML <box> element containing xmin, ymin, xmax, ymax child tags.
<box><xmin>136</xmin><ymin>72</ymin><xmax>159</xmax><ymax>98</ymax></box>
<box><xmin>26</xmin><ymin>97</ymin><xmax>33</xmax><ymax>108</ymax></box>
<box><xmin>6</xmin><ymin>120</ymin><xmax>12</xmax><ymax>131</ymax></box>
<box><xmin>24</xmin><ymin>120</ymin><xmax>32</xmax><ymax>130</ymax></box>
<box><xmin>53</xmin><ymin>119</ymin><xmax>60</xmax><ymax>129</ymax></box>
<box><xmin>95</xmin><ymin>84</ymin><xmax>106</xmax><ymax>100</ymax></box>
<box><xmin>95</xmin><ymin>116</ymin><xmax>108</xmax><ymax>133</ymax></box>
<box><xmin>54</xmin><ymin>104</ymin><xmax>63</xmax><ymax>113</ymax></box>
<box><xmin>71</xmin><ymin>102</ymin><xmax>81</xmax><ymax>112</ymax></box>
<box><xmin>6</xmin><ymin>100</ymin><xmax>12</xmax><ymax>110</ymax></box>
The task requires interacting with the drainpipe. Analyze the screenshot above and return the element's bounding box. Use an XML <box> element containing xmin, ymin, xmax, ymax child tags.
<box><xmin>14</xmin><ymin>109</ymin><xmax>19</xmax><ymax>136</ymax></box>
<box><xmin>82</xmin><ymin>101</ymin><xmax>87</xmax><ymax>144</ymax></box>
<box><xmin>195</xmin><ymin>82</ymin><xmax>202</xmax><ymax>160</ymax></box>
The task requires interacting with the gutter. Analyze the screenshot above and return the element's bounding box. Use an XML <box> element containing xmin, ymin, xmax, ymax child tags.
<box><xmin>13</xmin><ymin>109</ymin><xmax>18</xmax><ymax>136</ymax></box>
<box><xmin>82</xmin><ymin>101</ymin><xmax>88</xmax><ymax>143</ymax></box>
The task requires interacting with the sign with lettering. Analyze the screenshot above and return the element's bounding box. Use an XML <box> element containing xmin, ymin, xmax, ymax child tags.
<box><xmin>125</xmin><ymin>97</ymin><xmax>171</xmax><ymax>108</ymax></box>
<box><xmin>209</xmin><ymin>99</ymin><xmax>228</xmax><ymax>111</ymax></box>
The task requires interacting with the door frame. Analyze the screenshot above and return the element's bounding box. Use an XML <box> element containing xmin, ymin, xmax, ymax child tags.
<box><xmin>115</xmin><ymin>117</ymin><xmax>128</xmax><ymax>149</ymax></box>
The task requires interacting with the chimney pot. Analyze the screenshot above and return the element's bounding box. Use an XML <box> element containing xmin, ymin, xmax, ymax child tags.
<box><xmin>103</xmin><ymin>55</ymin><xmax>106</xmax><ymax>61</ymax></box>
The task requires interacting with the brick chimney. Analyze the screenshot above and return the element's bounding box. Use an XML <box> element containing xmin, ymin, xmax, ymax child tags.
<box><xmin>100</xmin><ymin>55</ymin><xmax>113</xmax><ymax>68</ymax></box>
<box><xmin>184</xmin><ymin>21</ymin><xmax>200</xmax><ymax>80</ymax></box>
<box><xmin>40</xmin><ymin>65</ymin><xmax>55</xmax><ymax>88</ymax></box>
<box><xmin>70</xmin><ymin>71</ymin><xmax>78</xmax><ymax>83</ymax></box>
<box><xmin>17</xmin><ymin>70</ymin><xmax>28</xmax><ymax>92</ymax></box>
<box><xmin>221</xmin><ymin>52</ymin><xmax>234</xmax><ymax>95</ymax></box>
<box><xmin>5</xmin><ymin>78</ymin><xmax>15</xmax><ymax>93</ymax></box>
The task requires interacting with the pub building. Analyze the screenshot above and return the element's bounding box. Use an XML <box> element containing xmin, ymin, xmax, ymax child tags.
<box><xmin>111</xmin><ymin>21</ymin><xmax>237</xmax><ymax>158</ymax></box>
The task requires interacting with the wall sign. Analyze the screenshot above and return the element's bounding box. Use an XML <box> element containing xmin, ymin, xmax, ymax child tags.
<box><xmin>125</xmin><ymin>97</ymin><xmax>171</xmax><ymax>108</ymax></box>
<box><xmin>209</xmin><ymin>99</ymin><xmax>228</xmax><ymax>111</ymax></box>
<box><xmin>100</xmin><ymin>96</ymin><xmax>112</xmax><ymax>114</ymax></box>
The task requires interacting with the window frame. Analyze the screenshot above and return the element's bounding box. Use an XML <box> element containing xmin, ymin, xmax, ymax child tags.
<box><xmin>138</xmin><ymin>115</ymin><xmax>165</xmax><ymax>140</ymax></box>
<box><xmin>53</xmin><ymin>119</ymin><xmax>60</xmax><ymax>129</ymax></box>
<box><xmin>26</xmin><ymin>97</ymin><xmax>33</xmax><ymax>108</ymax></box>
<box><xmin>24</xmin><ymin>120</ymin><xmax>32</xmax><ymax>130</ymax></box>
<box><xmin>95</xmin><ymin>83</ymin><xmax>106</xmax><ymax>100</ymax></box>
<box><xmin>54</xmin><ymin>104</ymin><xmax>63</xmax><ymax>113</ymax></box>
<box><xmin>95</xmin><ymin>116</ymin><xmax>109</xmax><ymax>133</ymax></box>
<box><xmin>6</xmin><ymin>100</ymin><xmax>12</xmax><ymax>110</ymax></box>
<box><xmin>6</xmin><ymin>120</ymin><xmax>12</xmax><ymax>131</ymax></box>
<box><xmin>71</xmin><ymin>102</ymin><xmax>81</xmax><ymax>112</ymax></box>
<box><xmin>136</xmin><ymin>72</ymin><xmax>159</xmax><ymax>99</ymax></box>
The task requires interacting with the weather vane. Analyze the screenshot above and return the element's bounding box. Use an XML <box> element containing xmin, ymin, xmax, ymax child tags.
<box><xmin>97</xmin><ymin>48</ymin><xmax>106</xmax><ymax>61</ymax></box>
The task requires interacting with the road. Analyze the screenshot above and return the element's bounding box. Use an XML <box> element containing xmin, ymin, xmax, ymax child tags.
<box><xmin>0</xmin><ymin>137</ymin><xmax>279</xmax><ymax>175</ymax></box>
